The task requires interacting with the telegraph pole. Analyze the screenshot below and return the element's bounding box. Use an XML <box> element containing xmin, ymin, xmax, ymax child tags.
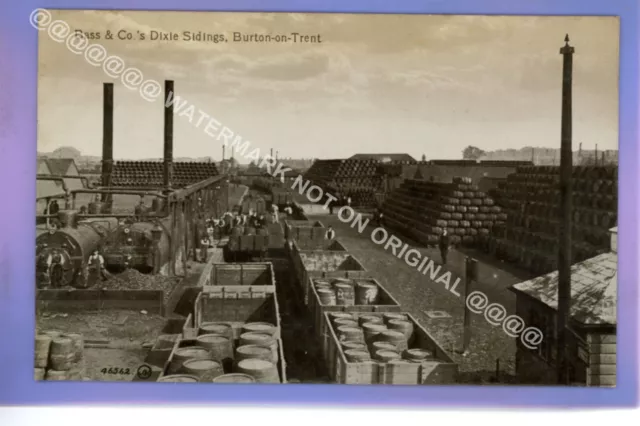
<box><xmin>557</xmin><ymin>34</ymin><xmax>574</xmax><ymax>385</ymax></box>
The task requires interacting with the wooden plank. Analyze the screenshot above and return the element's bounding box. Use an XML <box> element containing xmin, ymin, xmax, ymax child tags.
<box><xmin>589</xmin><ymin>354</ymin><xmax>616</xmax><ymax>364</ymax></box>
<box><xmin>202</xmin><ymin>285</ymin><xmax>275</xmax><ymax>294</ymax></box>
<box><xmin>587</xmin><ymin>333</ymin><xmax>617</xmax><ymax>344</ymax></box>
<box><xmin>589</xmin><ymin>343</ymin><xmax>617</xmax><ymax>354</ymax></box>
<box><xmin>588</xmin><ymin>375</ymin><xmax>616</xmax><ymax>387</ymax></box>
<box><xmin>588</xmin><ymin>364</ymin><xmax>616</xmax><ymax>375</ymax></box>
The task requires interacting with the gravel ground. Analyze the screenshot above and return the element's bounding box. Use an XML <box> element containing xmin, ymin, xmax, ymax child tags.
<box><xmin>313</xmin><ymin>214</ymin><xmax>529</xmax><ymax>383</ymax></box>
<box><xmin>104</xmin><ymin>269</ymin><xmax>181</xmax><ymax>304</ymax></box>
<box><xmin>36</xmin><ymin>310</ymin><xmax>167</xmax><ymax>381</ymax></box>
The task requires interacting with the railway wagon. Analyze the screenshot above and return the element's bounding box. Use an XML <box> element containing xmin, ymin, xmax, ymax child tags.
<box><xmin>288</xmin><ymin>241</ymin><xmax>368</xmax><ymax>304</ymax></box>
<box><xmin>307</xmin><ymin>277</ymin><xmax>402</xmax><ymax>352</ymax></box>
<box><xmin>323</xmin><ymin>311</ymin><xmax>458</xmax><ymax>385</ymax></box>
<box><xmin>284</xmin><ymin>219</ymin><xmax>326</xmax><ymax>249</ymax></box>
<box><xmin>158</xmin><ymin>263</ymin><xmax>287</xmax><ymax>383</ymax></box>
<box><xmin>271</xmin><ymin>188</ymin><xmax>293</xmax><ymax>207</ymax></box>
<box><xmin>35</xmin><ymin>210</ymin><xmax>119</xmax><ymax>288</ymax></box>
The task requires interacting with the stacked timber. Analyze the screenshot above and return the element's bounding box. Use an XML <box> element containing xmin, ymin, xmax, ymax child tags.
<box><xmin>481</xmin><ymin>165</ymin><xmax>617</xmax><ymax>276</ymax></box>
<box><xmin>35</xmin><ymin>331</ymin><xmax>86</xmax><ymax>381</ymax></box>
<box><xmin>111</xmin><ymin>161</ymin><xmax>219</xmax><ymax>187</ymax></box>
<box><xmin>382</xmin><ymin>177</ymin><xmax>505</xmax><ymax>246</ymax></box>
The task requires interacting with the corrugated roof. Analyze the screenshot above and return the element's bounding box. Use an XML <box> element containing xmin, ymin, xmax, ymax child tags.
<box><xmin>349</xmin><ymin>153</ymin><xmax>416</xmax><ymax>162</ymax></box>
<box><xmin>45</xmin><ymin>158</ymin><xmax>75</xmax><ymax>176</ymax></box>
<box><xmin>511</xmin><ymin>252</ymin><xmax>617</xmax><ymax>326</ymax></box>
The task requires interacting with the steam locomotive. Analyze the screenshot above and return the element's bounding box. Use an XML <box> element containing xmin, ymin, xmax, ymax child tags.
<box><xmin>35</xmin><ymin>210</ymin><xmax>119</xmax><ymax>288</ymax></box>
<box><xmin>101</xmin><ymin>202</ymin><xmax>174</xmax><ymax>275</ymax></box>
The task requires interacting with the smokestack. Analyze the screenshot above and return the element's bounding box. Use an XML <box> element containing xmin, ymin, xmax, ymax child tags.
<box><xmin>556</xmin><ymin>34</ymin><xmax>574</xmax><ymax>385</ymax></box>
<box><xmin>271</xmin><ymin>148</ymin><xmax>273</xmax><ymax>158</ymax></box>
<box><xmin>595</xmin><ymin>144</ymin><xmax>599</xmax><ymax>166</ymax></box>
<box><xmin>222</xmin><ymin>145</ymin><xmax>226</xmax><ymax>173</ymax></box>
<box><xmin>101</xmin><ymin>83</ymin><xmax>114</xmax><ymax>205</ymax></box>
<box><xmin>163</xmin><ymin>80</ymin><xmax>174</xmax><ymax>193</ymax></box>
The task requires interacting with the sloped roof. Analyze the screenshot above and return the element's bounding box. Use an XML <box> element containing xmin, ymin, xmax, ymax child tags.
<box><xmin>510</xmin><ymin>252</ymin><xmax>617</xmax><ymax>326</ymax></box>
<box><xmin>45</xmin><ymin>158</ymin><xmax>75</xmax><ymax>176</ymax></box>
<box><xmin>349</xmin><ymin>153</ymin><xmax>416</xmax><ymax>162</ymax></box>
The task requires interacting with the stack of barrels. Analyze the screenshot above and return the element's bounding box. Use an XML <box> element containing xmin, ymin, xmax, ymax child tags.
<box><xmin>382</xmin><ymin>177</ymin><xmax>505</xmax><ymax>247</ymax></box>
<box><xmin>111</xmin><ymin>161</ymin><xmax>220</xmax><ymax>188</ymax></box>
<box><xmin>482</xmin><ymin>165</ymin><xmax>617</xmax><ymax>275</ymax></box>
<box><xmin>328</xmin><ymin>312</ymin><xmax>433</xmax><ymax>366</ymax></box>
<box><xmin>159</xmin><ymin>321</ymin><xmax>281</xmax><ymax>384</ymax></box>
<box><xmin>313</xmin><ymin>278</ymin><xmax>380</xmax><ymax>306</ymax></box>
<box><xmin>303</xmin><ymin>159</ymin><xmax>386</xmax><ymax>209</ymax></box>
<box><xmin>34</xmin><ymin>330</ymin><xmax>85</xmax><ymax>381</ymax></box>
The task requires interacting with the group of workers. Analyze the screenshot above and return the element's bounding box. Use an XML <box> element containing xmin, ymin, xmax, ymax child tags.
<box><xmin>196</xmin><ymin>202</ymin><xmax>297</xmax><ymax>263</ymax></box>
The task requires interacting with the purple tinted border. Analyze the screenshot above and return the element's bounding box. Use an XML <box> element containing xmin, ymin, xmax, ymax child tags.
<box><xmin>0</xmin><ymin>0</ymin><xmax>637</xmax><ymax>408</ymax></box>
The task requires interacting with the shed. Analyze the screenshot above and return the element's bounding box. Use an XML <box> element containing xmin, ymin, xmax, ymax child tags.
<box><xmin>509</xmin><ymin>227</ymin><xmax>617</xmax><ymax>386</ymax></box>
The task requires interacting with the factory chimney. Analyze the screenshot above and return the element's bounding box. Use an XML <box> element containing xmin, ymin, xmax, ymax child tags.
<box><xmin>163</xmin><ymin>80</ymin><xmax>174</xmax><ymax>193</ymax></box>
<box><xmin>101</xmin><ymin>83</ymin><xmax>114</xmax><ymax>207</ymax></box>
<box><xmin>556</xmin><ymin>34</ymin><xmax>574</xmax><ymax>386</ymax></box>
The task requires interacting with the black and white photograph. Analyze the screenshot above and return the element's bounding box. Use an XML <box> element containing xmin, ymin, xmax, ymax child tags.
<box><xmin>35</xmin><ymin>10</ymin><xmax>618</xmax><ymax>386</ymax></box>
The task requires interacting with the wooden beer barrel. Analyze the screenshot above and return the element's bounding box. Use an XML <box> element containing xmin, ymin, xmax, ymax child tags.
<box><xmin>236</xmin><ymin>359</ymin><xmax>280</xmax><ymax>384</ymax></box>
<box><xmin>180</xmin><ymin>359</ymin><xmax>224</xmax><ymax>382</ymax></box>
<box><xmin>158</xmin><ymin>374</ymin><xmax>199</xmax><ymax>383</ymax></box>
<box><xmin>213</xmin><ymin>373</ymin><xmax>255</xmax><ymax>384</ymax></box>
<box><xmin>241</xmin><ymin>322</ymin><xmax>277</xmax><ymax>337</ymax></box>
<box><xmin>49</xmin><ymin>337</ymin><xmax>75</xmax><ymax>371</ymax></box>
<box><xmin>35</xmin><ymin>334</ymin><xmax>52</xmax><ymax>368</ymax></box>
<box><xmin>344</xmin><ymin>350</ymin><xmax>371</xmax><ymax>362</ymax></box>
<box><xmin>168</xmin><ymin>346</ymin><xmax>211</xmax><ymax>374</ymax></box>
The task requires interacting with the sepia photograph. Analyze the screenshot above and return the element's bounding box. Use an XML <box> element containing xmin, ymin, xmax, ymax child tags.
<box><xmin>34</xmin><ymin>10</ymin><xmax>618</xmax><ymax>386</ymax></box>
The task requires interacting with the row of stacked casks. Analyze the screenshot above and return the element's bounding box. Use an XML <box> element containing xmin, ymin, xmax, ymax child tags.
<box><xmin>480</xmin><ymin>165</ymin><xmax>617</xmax><ymax>275</ymax></box>
<box><xmin>382</xmin><ymin>177</ymin><xmax>506</xmax><ymax>246</ymax></box>
<box><xmin>303</xmin><ymin>159</ymin><xmax>385</xmax><ymax>208</ymax></box>
<box><xmin>283</xmin><ymin>219</ymin><xmax>458</xmax><ymax>385</ymax></box>
<box><xmin>111</xmin><ymin>161</ymin><xmax>219</xmax><ymax>187</ymax></box>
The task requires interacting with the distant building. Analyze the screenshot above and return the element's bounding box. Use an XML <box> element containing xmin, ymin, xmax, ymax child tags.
<box><xmin>349</xmin><ymin>153</ymin><xmax>416</xmax><ymax>163</ymax></box>
<box><xmin>510</xmin><ymin>227</ymin><xmax>617</xmax><ymax>387</ymax></box>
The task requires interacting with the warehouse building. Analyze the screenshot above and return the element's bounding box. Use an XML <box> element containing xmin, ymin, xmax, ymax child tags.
<box><xmin>509</xmin><ymin>227</ymin><xmax>617</xmax><ymax>386</ymax></box>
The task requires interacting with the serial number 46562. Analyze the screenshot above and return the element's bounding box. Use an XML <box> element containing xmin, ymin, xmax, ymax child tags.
<box><xmin>100</xmin><ymin>367</ymin><xmax>131</xmax><ymax>375</ymax></box>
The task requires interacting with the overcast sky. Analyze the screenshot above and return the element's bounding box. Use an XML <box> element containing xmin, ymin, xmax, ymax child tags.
<box><xmin>37</xmin><ymin>11</ymin><xmax>619</xmax><ymax>160</ymax></box>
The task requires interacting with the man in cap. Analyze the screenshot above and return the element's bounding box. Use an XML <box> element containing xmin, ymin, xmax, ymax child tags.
<box><xmin>88</xmin><ymin>247</ymin><xmax>108</xmax><ymax>284</ymax></box>
<box><xmin>200</xmin><ymin>236</ymin><xmax>210</xmax><ymax>263</ymax></box>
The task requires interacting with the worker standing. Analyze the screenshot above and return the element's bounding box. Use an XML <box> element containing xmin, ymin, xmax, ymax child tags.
<box><xmin>439</xmin><ymin>229</ymin><xmax>450</xmax><ymax>265</ymax></box>
<box><xmin>272</xmin><ymin>204</ymin><xmax>280</xmax><ymax>223</ymax></box>
<box><xmin>88</xmin><ymin>248</ymin><xmax>108</xmax><ymax>286</ymax></box>
<box><xmin>200</xmin><ymin>236</ymin><xmax>209</xmax><ymax>263</ymax></box>
<box><xmin>206</xmin><ymin>221</ymin><xmax>215</xmax><ymax>248</ymax></box>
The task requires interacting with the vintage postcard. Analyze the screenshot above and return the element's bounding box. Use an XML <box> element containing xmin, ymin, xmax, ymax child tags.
<box><xmin>35</xmin><ymin>10</ymin><xmax>618</xmax><ymax>386</ymax></box>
